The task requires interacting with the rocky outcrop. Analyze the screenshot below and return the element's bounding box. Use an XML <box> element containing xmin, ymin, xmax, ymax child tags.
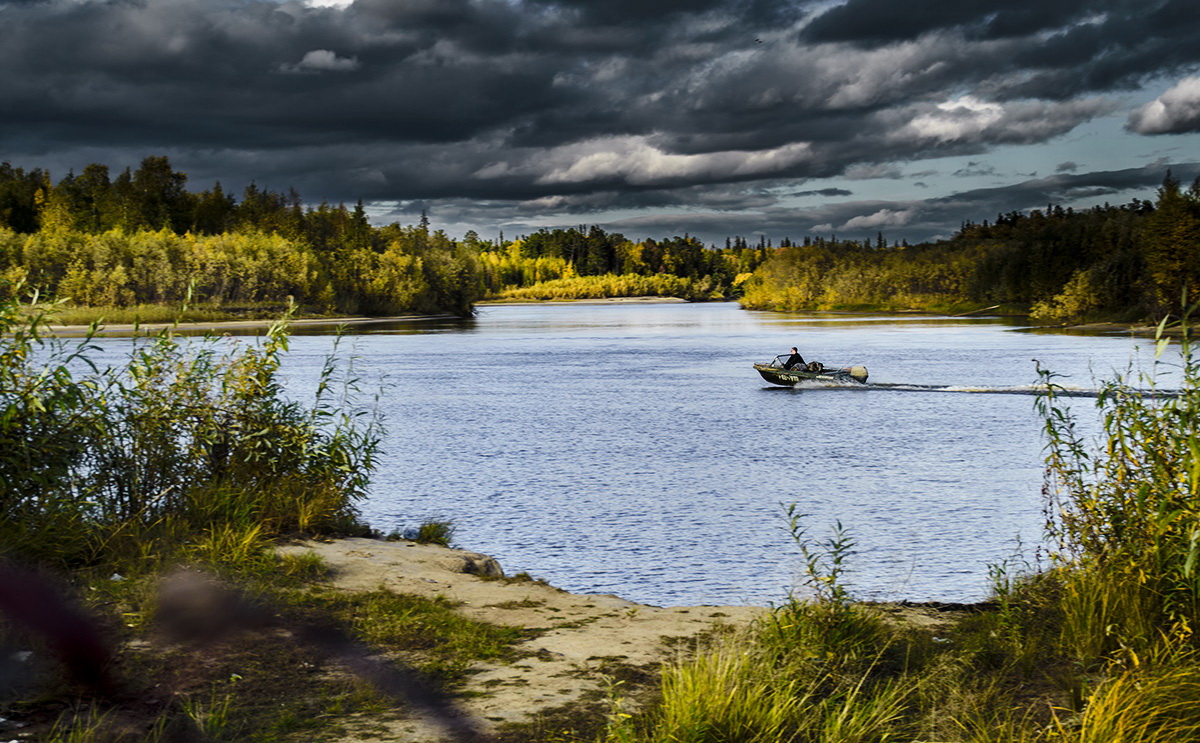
<box><xmin>453</xmin><ymin>550</ymin><xmax>504</xmax><ymax>578</ymax></box>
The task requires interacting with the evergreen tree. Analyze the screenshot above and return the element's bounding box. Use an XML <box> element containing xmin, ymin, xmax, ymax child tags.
<box><xmin>0</xmin><ymin>163</ymin><xmax>50</xmax><ymax>233</ymax></box>
<box><xmin>191</xmin><ymin>182</ymin><xmax>237</xmax><ymax>234</ymax></box>
<box><xmin>1141</xmin><ymin>172</ymin><xmax>1200</xmax><ymax>314</ymax></box>
<box><xmin>130</xmin><ymin>156</ymin><xmax>191</xmax><ymax>232</ymax></box>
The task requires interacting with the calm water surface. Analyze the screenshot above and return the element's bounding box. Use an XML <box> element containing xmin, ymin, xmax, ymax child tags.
<box><xmin>100</xmin><ymin>303</ymin><xmax>1164</xmax><ymax>606</ymax></box>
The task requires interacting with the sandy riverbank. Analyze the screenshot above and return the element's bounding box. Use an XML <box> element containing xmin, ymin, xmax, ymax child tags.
<box><xmin>41</xmin><ymin>297</ymin><xmax>690</xmax><ymax>336</ymax></box>
<box><xmin>274</xmin><ymin>537</ymin><xmax>964</xmax><ymax>742</ymax></box>
<box><xmin>37</xmin><ymin>298</ymin><xmax>1172</xmax><ymax>339</ymax></box>
<box><xmin>1053</xmin><ymin>320</ymin><xmax>1171</xmax><ymax>336</ymax></box>
<box><xmin>43</xmin><ymin>314</ymin><xmax>458</xmax><ymax>337</ymax></box>
<box><xmin>277</xmin><ymin>537</ymin><xmax>765</xmax><ymax>741</ymax></box>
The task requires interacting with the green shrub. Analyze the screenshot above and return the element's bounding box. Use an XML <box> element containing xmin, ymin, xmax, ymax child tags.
<box><xmin>414</xmin><ymin>519</ymin><xmax>455</xmax><ymax>547</ymax></box>
<box><xmin>0</xmin><ymin>292</ymin><xmax>382</xmax><ymax>571</ymax></box>
<box><xmin>1038</xmin><ymin>312</ymin><xmax>1200</xmax><ymax>663</ymax></box>
<box><xmin>496</xmin><ymin>273</ymin><xmax>715</xmax><ymax>301</ymax></box>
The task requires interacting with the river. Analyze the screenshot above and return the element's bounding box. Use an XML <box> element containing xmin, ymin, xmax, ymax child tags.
<box><xmin>100</xmin><ymin>301</ymin><xmax>1166</xmax><ymax>606</ymax></box>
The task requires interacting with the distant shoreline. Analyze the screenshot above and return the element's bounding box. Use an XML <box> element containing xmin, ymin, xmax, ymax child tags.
<box><xmin>44</xmin><ymin>314</ymin><xmax>458</xmax><ymax>337</ymax></box>
<box><xmin>42</xmin><ymin>296</ymin><xmax>692</xmax><ymax>336</ymax></box>
<box><xmin>37</xmin><ymin>298</ymin><xmax>1168</xmax><ymax>338</ymax></box>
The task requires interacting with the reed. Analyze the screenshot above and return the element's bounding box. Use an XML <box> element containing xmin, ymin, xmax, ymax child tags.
<box><xmin>42</xmin><ymin>303</ymin><xmax>251</xmax><ymax>327</ymax></box>
<box><xmin>1038</xmin><ymin>310</ymin><xmax>1200</xmax><ymax>664</ymax></box>
<box><xmin>1054</xmin><ymin>657</ymin><xmax>1200</xmax><ymax>742</ymax></box>
<box><xmin>607</xmin><ymin>517</ymin><xmax>918</xmax><ymax>743</ymax></box>
<box><xmin>640</xmin><ymin>642</ymin><xmax>810</xmax><ymax>743</ymax></box>
<box><xmin>0</xmin><ymin>291</ymin><xmax>382</xmax><ymax>573</ymax></box>
<box><xmin>607</xmin><ymin>628</ymin><xmax>914</xmax><ymax>743</ymax></box>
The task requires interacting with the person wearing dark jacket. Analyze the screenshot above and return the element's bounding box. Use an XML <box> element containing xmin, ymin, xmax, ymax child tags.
<box><xmin>784</xmin><ymin>347</ymin><xmax>805</xmax><ymax>370</ymax></box>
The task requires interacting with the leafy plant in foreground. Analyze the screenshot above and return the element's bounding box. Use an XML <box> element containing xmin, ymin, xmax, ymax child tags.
<box><xmin>0</xmin><ymin>291</ymin><xmax>383</xmax><ymax>570</ymax></box>
<box><xmin>1038</xmin><ymin>310</ymin><xmax>1200</xmax><ymax>665</ymax></box>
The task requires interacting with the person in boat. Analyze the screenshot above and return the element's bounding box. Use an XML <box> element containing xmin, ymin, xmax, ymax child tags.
<box><xmin>784</xmin><ymin>347</ymin><xmax>805</xmax><ymax>370</ymax></box>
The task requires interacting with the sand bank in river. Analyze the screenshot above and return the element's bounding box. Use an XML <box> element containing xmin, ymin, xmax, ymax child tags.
<box><xmin>45</xmin><ymin>314</ymin><xmax>451</xmax><ymax>337</ymax></box>
<box><xmin>43</xmin><ymin>297</ymin><xmax>689</xmax><ymax>336</ymax></box>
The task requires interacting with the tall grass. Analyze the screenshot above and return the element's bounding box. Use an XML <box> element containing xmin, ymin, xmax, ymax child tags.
<box><xmin>607</xmin><ymin>517</ymin><xmax>915</xmax><ymax>743</ymax></box>
<box><xmin>1055</xmin><ymin>658</ymin><xmax>1200</xmax><ymax>742</ymax></box>
<box><xmin>0</xmin><ymin>291</ymin><xmax>382</xmax><ymax>571</ymax></box>
<box><xmin>637</xmin><ymin>644</ymin><xmax>809</xmax><ymax>743</ymax></box>
<box><xmin>44</xmin><ymin>302</ymin><xmax>294</xmax><ymax>328</ymax></box>
<box><xmin>607</xmin><ymin>632</ymin><xmax>913</xmax><ymax>743</ymax></box>
<box><xmin>1038</xmin><ymin>312</ymin><xmax>1200</xmax><ymax>665</ymax></box>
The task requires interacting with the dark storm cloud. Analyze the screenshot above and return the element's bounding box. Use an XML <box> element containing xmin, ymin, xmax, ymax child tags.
<box><xmin>803</xmin><ymin>0</ymin><xmax>1200</xmax><ymax>102</ymax></box>
<box><xmin>524</xmin><ymin>0</ymin><xmax>727</xmax><ymax>25</ymax></box>
<box><xmin>378</xmin><ymin>161</ymin><xmax>1198</xmax><ymax>249</ymax></box>
<box><xmin>782</xmin><ymin>162</ymin><xmax>1198</xmax><ymax>241</ymax></box>
<box><xmin>800</xmin><ymin>0</ymin><xmax>1094</xmax><ymax>44</ymax></box>
<box><xmin>563</xmin><ymin>161</ymin><xmax>1200</xmax><ymax>245</ymax></box>
<box><xmin>373</xmin><ymin>181</ymin><xmax>789</xmax><ymax>231</ymax></box>
<box><xmin>0</xmin><ymin>0</ymin><xmax>1198</xmax><ymax>238</ymax></box>
<box><xmin>933</xmin><ymin>162</ymin><xmax>1200</xmax><ymax>210</ymax></box>
<box><xmin>0</xmin><ymin>0</ymin><xmax>567</xmax><ymax>151</ymax></box>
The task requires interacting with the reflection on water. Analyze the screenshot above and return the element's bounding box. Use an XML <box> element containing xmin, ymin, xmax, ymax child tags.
<box><xmin>84</xmin><ymin>302</ymin><xmax>1164</xmax><ymax>606</ymax></box>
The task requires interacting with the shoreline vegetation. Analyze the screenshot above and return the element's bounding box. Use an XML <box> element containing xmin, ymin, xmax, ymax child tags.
<box><xmin>3</xmin><ymin>156</ymin><xmax>1200</xmax><ymax>328</ymax></box>
<box><xmin>36</xmin><ymin>300</ymin><xmax>1165</xmax><ymax>340</ymax></box>
<box><xmin>43</xmin><ymin>312</ymin><xmax>463</xmax><ymax>337</ymax></box>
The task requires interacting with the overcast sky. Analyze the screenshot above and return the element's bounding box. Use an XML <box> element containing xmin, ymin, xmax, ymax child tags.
<box><xmin>3</xmin><ymin>0</ymin><xmax>1199</xmax><ymax>245</ymax></box>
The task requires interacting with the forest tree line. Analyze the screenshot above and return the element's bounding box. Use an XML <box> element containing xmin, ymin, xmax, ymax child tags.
<box><xmin>741</xmin><ymin>175</ymin><xmax>1200</xmax><ymax>321</ymax></box>
<box><xmin>0</xmin><ymin>157</ymin><xmax>492</xmax><ymax>317</ymax></box>
<box><xmin>2</xmin><ymin>156</ymin><xmax>1198</xmax><ymax>321</ymax></box>
<box><xmin>0</xmin><ymin>157</ymin><xmax>763</xmax><ymax>316</ymax></box>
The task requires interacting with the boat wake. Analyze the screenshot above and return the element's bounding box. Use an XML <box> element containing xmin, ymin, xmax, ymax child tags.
<box><xmin>764</xmin><ymin>377</ymin><xmax>872</xmax><ymax>390</ymax></box>
<box><xmin>869</xmin><ymin>382</ymin><xmax>1098</xmax><ymax>397</ymax></box>
<box><xmin>764</xmin><ymin>380</ymin><xmax>1178</xmax><ymax>398</ymax></box>
<box><xmin>868</xmin><ymin>383</ymin><xmax>1187</xmax><ymax>398</ymax></box>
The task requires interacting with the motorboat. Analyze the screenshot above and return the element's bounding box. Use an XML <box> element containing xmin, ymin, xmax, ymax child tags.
<box><xmin>753</xmin><ymin>355</ymin><xmax>868</xmax><ymax>386</ymax></box>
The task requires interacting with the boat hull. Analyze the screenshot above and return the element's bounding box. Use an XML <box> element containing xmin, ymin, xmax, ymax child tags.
<box><xmin>753</xmin><ymin>364</ymin><xmax>868</xmax><ymax>386</ymax></box>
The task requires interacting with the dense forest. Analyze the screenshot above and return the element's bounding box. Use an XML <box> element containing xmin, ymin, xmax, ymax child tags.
<box><xmin>2</xmin><ymin>156</ymin><xmax>1198</xmax><ymax>322</ymax></box>
<box><xmin>0</xmin><ymin>157</ymin><xmax>763</xmax><ymax>319</ymax></box>
<box><xmin>0</xmin><ymin>157</ymin><xmax>480</xmax><ymax>317</ymax></box>
<box><xmin>741</xmin><ymin>176</ymin><xmax>1200</xmax><ymax>322</ymax></box>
